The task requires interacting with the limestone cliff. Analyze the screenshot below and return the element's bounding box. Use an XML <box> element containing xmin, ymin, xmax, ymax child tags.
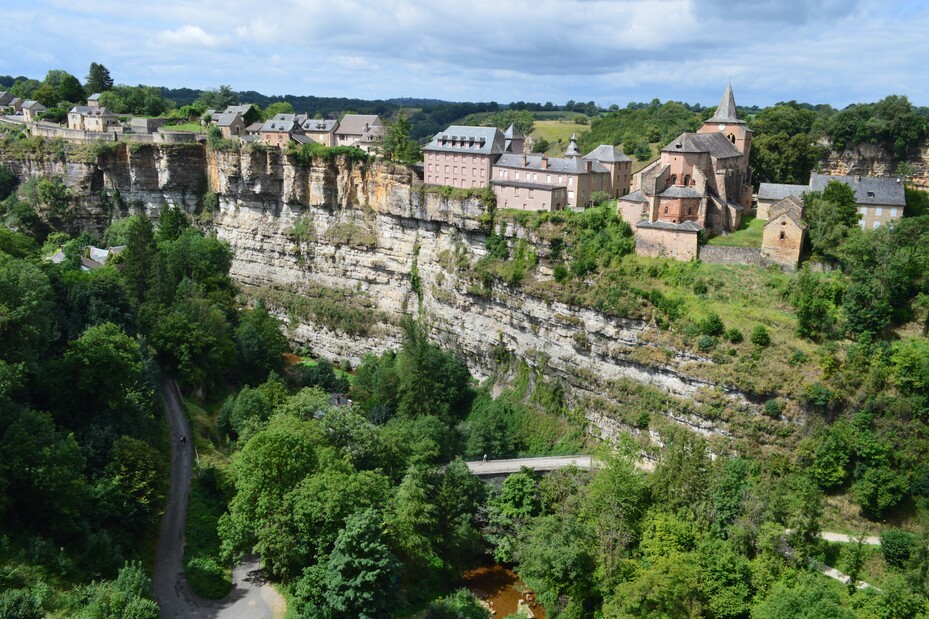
<box><xmin>820</xmin><ymin>138</ymin><xmax>929</xmax><ymax>189</ymax></box>
<box><xmin>0</xmin><ymin>142</ymin><xmax>786</xmax><ymax>451</ymax></box>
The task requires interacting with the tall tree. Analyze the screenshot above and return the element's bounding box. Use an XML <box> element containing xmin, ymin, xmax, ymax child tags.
<box><xmin>381</xmin><ymin>111</ymin><xmax>422</xmax><ymax>163</ymax></box>
<box><xmin>85</xmin><ymin>62</ymin><xmax>114</xmax><ymax>93</ymax></box>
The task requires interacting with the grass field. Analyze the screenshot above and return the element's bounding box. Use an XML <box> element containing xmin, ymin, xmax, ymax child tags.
<box><xmin>530</xmin><ymin>119</ymin><xmax>590</xmax><ymax>156</ymax></box>
<box><xmin>707</xmin><ymin>215</ymin><xmax>765</xmax><ymax>247</ymax></box>
<box><xmin>164</xmin><ymin>122</ymin><xmax>206</xmax><ymax>132</ymax></box>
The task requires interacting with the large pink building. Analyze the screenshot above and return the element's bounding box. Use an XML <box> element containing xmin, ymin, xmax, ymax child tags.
<box><xmin>423</xmin><ymin>125</ymin><xmax>508</xmax><ymax>189</ymax></box>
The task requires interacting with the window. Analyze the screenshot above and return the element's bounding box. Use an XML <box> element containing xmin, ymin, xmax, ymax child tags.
<box><xmin>664</xmin><ymin>206</ymin><xmax>669</xmax><ymax>214</ymax></box>
<box><xmin>427</xmin><ymin>164</ymin><xmax>432</xmax><ymax>172</ymax></box>
<box><xmin>529</xmin><ymin>189</ymin><xmax>534</xmax><ymax>198</ymax></box>
<box><xmin>873</xmin><ymin>221</ymin><xmax>880</xmax><ymax>229</ymax></box>
<box><xmin>670</xmin><ymin>174</ymin><xmax>677</xmax><ymax>185</ymax></box>
<box><xmin>568</xmin><ymin>177</ymin><xmax>573</xmax><ymax>186</ymax></box>
<box><xmin>684</xmin><ymin>174</ymin><xmax>690</xmax><ymax>185</ymax></box>
<box><xmin>867</xmin><ymin>191</ymin><xmax>875</xmax><ymax>198</ymax></box>
<box><xmin>728</xmin><ymin>133</ymin><xmax>736</xmax><ymax>143</ymax></box>
<box><xmin>779</xmin><ymin>231</ymin><xmax>785</xmax><ymax>240</ymax></box>
<box><xmin>546</xmin><ymin>174</ymin><xmax>551</xmax><ymax>183</ymax></box>
<box><xmin>499</xmin><ymin>170</ymin><xmax>505</xmax><ymax>178</ymax></box>
<box><xmin>891</xmin><ymin>208</ymin><xmax>898</xmax><ymax>217</ymax></box>
<box><xmin>875</xmin><ymin>207</ymin><xmax>882</xmax><ymax>216</ymax></box>
<box><xmin>445</xmin><ymin>165</ymin><xmax>449</xmax><ymax>173</ymax></box>
<box><xmin>515</xmin><ymin>172</ymin><xmax>520</xmax><ymax>180</ymax></box>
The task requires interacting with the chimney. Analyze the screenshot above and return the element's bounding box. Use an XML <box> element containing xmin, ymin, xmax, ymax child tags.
<box><xmin>541</xmin><ymin>156</ymin><xmax>548</xmax><ymax>169</ymax></box>
<box><xmin>585</xmin><ymin>159</ymin><xmax>592</xmax><ymax>172</ymax></box>
<box><xmin>522</xmin><ymin>154</ymin><xmax>527</xmax><ymax>167</ymax></box>
<box><xmin>855</xmin><ymin>175</ymin><xmax>861</xmax><ymax>182</ymax></box>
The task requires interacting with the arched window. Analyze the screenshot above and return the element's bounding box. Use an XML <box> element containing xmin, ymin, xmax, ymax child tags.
<box><xmin>688</xmin><ymin>207</ymin><xmax>693</xmax><ymax>215</ymax></box>
<box><xmin>728</xmin><ymin>133</ymin><xmax>736</xmax><ymax>144</ymax></box>
<box><xmin>664</xmin><ymin>206</ymin><xmax>669</xmax><ymax>214</ymax></box>
<box><xmin>684</xmin><ymin>174</ymin><xmax>690</xmax><ymax>185</ymax></box>
<box><xmin>779</xmin><ymin>231</ymin><xmax>786</xmax><ymax>240</ymax></box>
<box><xmin>670</xmin><ymin>174</ymin><xmax>677</xmax><ymax>185</ymax></box>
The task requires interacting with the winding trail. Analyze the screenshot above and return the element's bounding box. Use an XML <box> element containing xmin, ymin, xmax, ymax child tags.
<box><xmin>153</xmin><ymin>376</ymin><xmax>285</xmax><ymax>619</ymax></box>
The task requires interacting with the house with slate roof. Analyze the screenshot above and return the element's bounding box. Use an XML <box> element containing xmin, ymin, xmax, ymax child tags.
<box><xmin>68</xmin><ymin>105</ymin><xmax>119</xmax><ymax>132</ymax></box>
<box><xmin>336</xmin><ymin>114</ymin><xmax>384</xmax><ymax>151</ymax></box>
<box><xmin>259</xmin><ymin>113</ymin><xmax>304</xmax><ymax>147</ymax></box>
<box><xmin>424</xmin><ymin>125</ymin><xmax>508</xmax><ymax>189</ymax></box>
<box><xmin>87</xmin><ymin>93</ymin><xmax>102</xmax><ymax>107</ymax></box>
<box><xmin>0</xmin><ymin>92</ymin><xmax>12</xmax><ymax>107</ymax></box>
<box><xmin>214</xmin><ymin>111</ymin><xmax>246</xmax><ymax>138</ymax></box>
<box><xmin>757</xmin><ymin>173</ymin><xmax>906</xmax><ymax>230</ymax></box>
<box><xmin>298</xmin><ymin>117</ymin><xmax>339</xmax><ymax>147</ymax></box>
<box><xmin>21</xmin><ymin>100</ymin><xmax>47</xmax><ymax>122</ymax></box>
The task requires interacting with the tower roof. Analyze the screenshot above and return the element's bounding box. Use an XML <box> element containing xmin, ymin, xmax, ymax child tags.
<box><xmin>565</xmin><ymin>133</ymin><xmax>580</xmax><ymax>157</ymax></box>
<box><xmin>504</xmin><ymin>123</ymin><xmax>523</xmax><ymax>139</ymax></box>
<box><xmin>706</xmin><ymin>83</ymin><xmax>745</xmax><ymax>125</ymax></box>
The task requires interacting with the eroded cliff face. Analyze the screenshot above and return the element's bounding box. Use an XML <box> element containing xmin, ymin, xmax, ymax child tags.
<box><xmin>1</xmin><ymin>142</ymin><xmax>780</xmax><ymax>450</ymax></box>
<box><xmin>820</xmin><ymin>139</ymin><xmax>929</xmax><ymax>189</ymax></box>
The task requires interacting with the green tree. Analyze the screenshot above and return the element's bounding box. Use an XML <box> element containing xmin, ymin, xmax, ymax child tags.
<box><xmin>262</xmin><ymin>101</ymin><xmax>294</xmax><ymax>120</ymax></box>
<box><xmin>235</xmin><ymin>303</ymin><xmax>288</xmax><ymax>386</ymax></box>
<box><xmin>381</xmin><ymin>110</ymin><xmax>422</xmax><ymax>163</ymax></box>
<box><xmin>651</xmin><ymin>426</ymin><xmax>710</xmax><ymax>516</ymax></box>
<box><xmin>56</xmin><ymin>74</ymin><xmax>85</xmax><ymax>103</ymax></box>
<box><xmin>85</xmin><ymin>62</ymin><xmax>114</xmax><ymax>93</ymax></box>
<box><xmin>198</xmin><ymin>85</ymin><xmax>239</xmax><ymax>110</ymax></box>
<box><xmin>152</xmin><ymin>298</ymin><xmax>235</xmax><ymax>390</ymax></box>
<box><xmin>803</xmin><ymin>180</ymin><xmax>860</xmax><ymax>261</ymax></box>
<box><xmin>752</xmin><ymin>573</ymin><xmax>855</xmax><ymax>619</ymax></box>
<box><xmin>96</xmin><ymin>436</ymin><xmax>165</xmax><ymax>532</ymax></box>
<box><xmin>423</xmin><ymin>589</ymin><xmax>490</xmax><ymax>619</ymax></box>
<box><xmin>0</xmin><ymin>255</ymin><xmax>56</xmax><ymax>364</ymax></box>
<box><xmin>605</xmin><ymin>551</ymin><xmax>705</xmax><ymax>619</ymax></box>
<box><xmin>155</xmin><ymin>204</ymin><xmax>190</xmax><ymax>243</ymax></box>
<box><xmin>322</xmin><ymin>508</ymin><xmax>399</xmax><ymax>619</ymax></box>
<box><xmin>120</xmin><ymin>215</ymin><xmax>156</xmax><ymax>306</ymax></box>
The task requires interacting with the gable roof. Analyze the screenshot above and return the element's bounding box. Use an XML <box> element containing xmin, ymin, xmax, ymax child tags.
<box><xmin>301</xmin><ymin>118</ymin><xmax>338</xmax><ymax>133</ymax></box>
<box><xmin>768</xmin><ymin>195</ymin><xmax>805</xmax><ymax>223</ymax></box>
<box><xmin>223</xmin><ymin>104</ymin><xmax>253</xmax><ymax>116</ymax></box>
<box><xmin>69</xmin><ymin>105</ymin><xmax>115</xmax><ymax>118</ymax></box>
<box><xmin>260</xmin><ymin>113</ymin><xmax>299</xmax><ymax>133</ymax></box>
<box><xmin>810</xmin><ymin>173</ymin><xmax>905</xmax><ymax>207</ymax></box>
<box><xmin>504</xmin><ymin>123</ymin><xmax>523</xmax><ymax>139</ymax></box>
<box><xmin>661</xmin><ymin>131</ymin><xmax>743</xmax><ymax>159</ymax></box>
<box><xmin>706</xmin><ymin>83</ymin><xmax>745</xmax><ymax>125</ymax></box>
<box><xmin>87</xmin><ymin>93</ymin><xmax>101</xmax><ymax>101</ymax></box>
<box><xmin>21</xmin><ymin>100</ymin><xmax>46</xmax><ymax>111</ymax></box>
<box><xmin>425</xmin><ymin>125</ymin><xmax>506</xmax><ymax>155</ymax></box>
<box><xmin>618</xmin><ymin>190</ymin><xmax>648</xmax><ymax>203</ymax></box>
<box><xmin>494</xmin><ymin>153</ymin><xmax>609</xmax><ymax>175</ymax></box>
<box><xmin>0</xmin><ymin>91</ymin><xmax>11</xmax><ymax>105</ymax></box>
<box><xmin>766</xmin><ymin>208</ymin><xmax>806</xmax><ymax>229</ymax></box>
<box><xmin>758</xmin><ymin>182</ymin><xmax>807</xmax><ymax>200</ymax></box>
<box><xmin>584</xmin><ymin>144</ymin><xmax>631</xmax><ymax>163</ymax></box>
<box><xmin>659</xmin><ymin>185</ymin><xmax>704</xmax><ymax>199</ymax></box>
<box><xmin>214</xmin><ymin>112</ymin><xmax>243</xmax><ymax>127</ymax></box>
<box><xmin>338</xmin><ymin>114</ymin><xmax>381</xmax><ymax>136</ymax></box>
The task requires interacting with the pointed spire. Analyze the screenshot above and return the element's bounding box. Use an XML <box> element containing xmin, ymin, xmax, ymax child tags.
<box><xmin>504</xmin><ymin>123</ymin><xmax>522</xmax><ymax>139</ymax></box>
<box><xmin>707</xmin><ymin>83</ymin><xmax>743</xmax><ymax>124</ymax></box>
<box><xmin>565</xmin><ymin>133</ymin><xmax>580</xmax><ymax>157</ymax></box>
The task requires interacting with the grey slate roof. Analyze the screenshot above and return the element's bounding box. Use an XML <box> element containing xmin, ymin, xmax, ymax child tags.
<box><xmin>659</xmin><ymin>185</ymin><xmax>704</xmax><ymax>199</ymax></box>
<box><xmin>260</xmin><ymin>114</ymin><xmax>299</xmax><ymax>133</ymax></box>
<box><xmin>768</xmin><ymin>195</ymin><xmax>806</xmax><ymax>226</ymax></box>
<box><xmin>87</xmin><ymin>93</ymin><xmax>101</xmax><ymax>101</ymax></box>
<box><xmin>766</xmin><ymin>208</ymin><xmax>806</xmax><ymax>229</ymax></box>
<box><xmin>584</xmin><ymin>144</ymin><xmax>631</xmax><ymax>163</ymax></box>
<box><xmin>810</xmin><ymin>173</ymin><xmax>905</xmax><ymax>207</ymax></box>
<box><xmin>21</xmin><ymin>100</ymin><xmax>46</xmax><ymax>111</ymax></box>
<box><xmin>291</xmin><ymin>134</ymin><xmax>317</xmax><ymax>145</ymax></box>
<box><xmin>69</xmin><ymin>105</ymin><xmax>115</xmax><ymax>118</ymax></box>
<box><xmin>301</xmin><ymin>118</ymin><xmax>338</xmax><ymax>133</ymax></box>
<box><xmin>223</xmin><ymin>104</ymin><xmax>253</xmax><ymax>116</ymax></box>
<box><xmin>661</xmin><ymin>131</ymin><xmax>742</xmax><ymax>159</ymax></box>
<box><xmin>494</xmin><ymin>153</ymin><xmax>609</xmax><ymax>175</ymax></box>
<box><xmin>491</xmin><ymin>179</ymin><xmax>564</xmax><ymax>191</ymax></box>
<box><xmin>757</xmin><ymin>182</ymin><xmax>807</xmax><ymax>200</ymax></box>
<box><xmin>706</xmin><ymin>83</ymin><xmax>745</xmax><ymax>125</ymax></box>
<box><xmin>504</xmin><ymin>123</ymin><xmax>523</xmax><ymax>139</ymax></box>
<box><xmin>338</xmin><ymin>114</ymin><xmax>381</xmax><ymax>136</ymax></box>
<box><xmin>565</xmin><ymin>133</ymin><xmax>580</xmax><ymax>157</ymax></box>
<box><xmin>637</xmin><ymin>219</ymin><xmax>703</xmax><ymax>232</ymax></box>
<box><xmin>245</xmin><ymin>121</ymin><xmax>263</xmax><ymax>133</ymax></box>
<box><xmin>214</xmin><ymin>112</ymin><xmax>242</xmax><ymax>127</ymax></box>
<box><xmin>0</xmin><ymin>91</ymin><xmax>11</xmax><ymax>105</ymax></box>
<box><xmin>425</xmin><ymin>125</ymin><xmax>505</xmax><ymax>155</ymax></box>
<box><xmin>618</xmin><ymin>190</ymin><xmax>648</xmax><ymax>203</ymax></box>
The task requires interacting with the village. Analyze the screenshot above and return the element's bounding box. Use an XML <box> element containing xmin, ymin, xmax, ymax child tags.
<box><xmin>0</xmin><ymin>84</ymin><xmax>906</xmax><ymax>272</ymax></box>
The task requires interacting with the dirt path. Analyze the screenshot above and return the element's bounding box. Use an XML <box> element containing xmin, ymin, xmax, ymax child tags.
<box><xmin>153</xmin><ymin>376</ymin><xmax>285</xmax><ymax>619</ymax></box>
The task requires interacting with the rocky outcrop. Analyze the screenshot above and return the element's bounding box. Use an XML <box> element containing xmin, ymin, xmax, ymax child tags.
<box><xmin>0</xmin><ymin>141</ymin><xmax>776</xmax><ymax>447</ymax></box>
<box><xmin>820</xmin><ymin>138</ymin><xmax>929</xmax><ymax>189</ymax></box>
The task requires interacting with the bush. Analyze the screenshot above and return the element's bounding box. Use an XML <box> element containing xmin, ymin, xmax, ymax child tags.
<box><xmin>724</xmin><ymin>327</ymin><xmax>744</xmax><ymax>344</ymax></box>
<box><xmin>185</xmin><ymin>556</ymin><xmax>230</xmax><ymax>599</ymax></box>
<box><xmin>700</xmin><ymin>313</ymin><xmax>725</xmax><ymax>337</ymax></box>
<box><xmin>553</xmin><ymin>263</ymin><xmax>568</xmax><ymax>283</ymax></box>
<box><xmin>750</xmin><ymin>325</ymin><xmax>771</xmax><ymax>347</ymax></box>
<box><xmin>764</xmin><ymin>399</ymin><xmax>781</xmax><ymax>417</ymax></box>
<box><xmin>698</xmin><ymin>335</ymin><xmax>716</xmax><ymax>352</ymax></box>
<box><xmin>881</xmin><ymin>529</ymin><xmax>915</xmax><ymax>569</ymax></box>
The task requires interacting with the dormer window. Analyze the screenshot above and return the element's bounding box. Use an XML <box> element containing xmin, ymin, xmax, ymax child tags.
<box><xmin>867</xmin><ymin>191</ymin><xmax>875</xmax><ymax>198</ymax></box>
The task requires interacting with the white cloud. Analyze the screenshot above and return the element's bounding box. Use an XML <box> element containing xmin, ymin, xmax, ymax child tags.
<box><xmin>156</xmin><ymin>25</ymin><xmax>229</xmax><ymax>48</ymax></box>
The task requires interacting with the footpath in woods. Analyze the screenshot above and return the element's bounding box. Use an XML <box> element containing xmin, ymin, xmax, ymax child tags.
<box><xmin>152</xmin><ymin>376</ymin><xmax>285</xmax><ymax>619</ymax></box>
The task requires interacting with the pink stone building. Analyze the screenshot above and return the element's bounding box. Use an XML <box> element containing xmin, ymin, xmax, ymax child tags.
<box><xmin>423</xmin><ymin>125</ymin><xmax>507</xmax><ymax>189</ymax></box>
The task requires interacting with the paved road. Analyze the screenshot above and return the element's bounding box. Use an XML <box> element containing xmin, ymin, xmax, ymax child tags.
<box><xmin>153</xmin><ymin>376</ymin><xmax>285</xmax><ymax>619</ymax></box>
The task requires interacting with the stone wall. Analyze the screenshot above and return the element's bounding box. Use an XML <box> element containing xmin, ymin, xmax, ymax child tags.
<box><xmin>698</xmin><ymin>245</ymin><xmax>764</xmax><ymax>266</ymax></box>
<box><xmin>636</xmin><ymin>227</ymin><xmax>698</xmax><ymax>261</ymax></box>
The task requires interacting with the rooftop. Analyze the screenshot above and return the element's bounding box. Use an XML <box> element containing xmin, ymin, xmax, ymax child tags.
<box><xmin>659</xmin><ymin>185</ymin><xmax>704</xmax><ymax>199</ymax></box>
<box><xmin>339</xmin><ymin>114</ymin><xmax>381</xmax><ymax>136</ymax></box>
<box><xmin>661</xmin><ymin>131</ymin><xmax>743</xmax><ymax>159</ymax></box>
<box><xmin>584</xmin><ymin>144</ymin><xmax>631</xmax><ymax>163</ymax></box>
<box><xmin>705</xmin><ymin>83</ymin><xmax>746</xmax><ymax>125</ymax></box>
<box><xmin>637</xmin><ymin>219</ymin><xmax>703</xmax><ymax>232</ymax></box>
<box><xmin>758</xmin><ymin>182</ymin><xmax>808</xmax><ymax>200</ymax></box>
<box><xmin>425</xmin><ymin>125</ymin><xmax>505</xmax><ymax>155</ymax></box>
<box><xmin>495</xmin><ymin>153</ymin><xmax>609</xmax><ymax>175</ymax></box>
<box><xmin>810</xmin><ymin>173</ymin><xmax>906</xmax><ymax>207</ymax></box>
<box><xmin>618</xmin><ymin>190</ymin><xmax>648</xmax><ymax>203</ymax></box>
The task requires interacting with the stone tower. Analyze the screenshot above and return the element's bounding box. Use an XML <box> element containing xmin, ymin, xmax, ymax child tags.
<box><xmin>698</xmin><ymin>83</ymin><xmax>752</xmax><ymax>159</ymax></box>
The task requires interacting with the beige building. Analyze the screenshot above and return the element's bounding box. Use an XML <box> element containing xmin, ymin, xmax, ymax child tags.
<box><xmin>87</xmin><ymin>93</ymin><xmax>102</xmax><ymax>107</ymax></box>
<box><xmin>761</xmin><ymin>195</ymin><xmax>806</xmax><ymax>268</ymax></box>
<box><xmin>214</xmin><ymin>111</ymin><xmax>246</xmax><ymax>138</ymax></box>
<box><xmin>756</xmin><ymin>182</ymin><xmax>807</xmax><ymax>219</ymax></box>
<box><xmin>259</xmin><ymin>113</ymin><xmax>303</xmax><ymax>147</ymax></box>
<box><xmin>68</xmin><ymin>106</ymin><xmax>119</xmax><ymax>132</ymax></box>
<box><xmin>492</xmin><ymin>150</ymin><xmax>611</xmax><ymax>210</ymax></box>
<box><xmin>336</xmin><ymin>114</ymin><xmax>384</xmax><ymax>151</ymax></box>
<box><xmin>299</xmin><ymin>117</ymin><xmax>338</xmax><ymax>147</ymax></box>
<box><xmin>21</xmin><ymin>100</ymin><xmax>47</xmax><ymax>122</ymax></box>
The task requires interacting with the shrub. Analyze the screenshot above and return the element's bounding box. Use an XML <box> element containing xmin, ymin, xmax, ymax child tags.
<box><xmin>553</xmin><ymin>263</ymin><xmax>569</xmax><ymax>283</ymax></box>
<box><xmin>750</xmin><ymin>325</ymin><xmax>771</xmax><ymax>347</ymax></box>
<box><xmin>724</xmin><ymin>327</ymin><xmax>744</xmax><ymax>344</ymax></box>
<box><xmin>880</xmin><ymin>529</ymin><xmax>915</xmax><ymax>569</ymax></box>
<box><xmin>185</xmin><ymin>556</ymin><xmax>230</xmax><ymax>599</ymax></box>
<box><xmin>700</xmin><ymin>313</ymin><xmax>725</xmax><ymax>337</ymax></box>
<box><xmin>698</xmin><ymin>335</ymin><xmax>716</xmax><ymax>352</ymax></box>
<box><xmin>764</xmin><ymin>399</ymin><xmax>781</xmax><ymax>417</ymax></box>
<box><xmin>692</xmin><ymin>279</ymin><xmax>708</xmax><ymax>295</ymax></box>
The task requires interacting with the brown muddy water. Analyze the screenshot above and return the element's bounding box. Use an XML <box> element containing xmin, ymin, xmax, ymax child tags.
<box><xmin>463</xmin><ymin>565</ymin><xmax>545</xmax><ymax>618</ymax></box>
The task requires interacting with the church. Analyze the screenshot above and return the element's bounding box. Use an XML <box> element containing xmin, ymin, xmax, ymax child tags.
<box><xmin>617</xmin><ymin>85</ymin><xmax>753</xmax><ymax>260</ymax></box>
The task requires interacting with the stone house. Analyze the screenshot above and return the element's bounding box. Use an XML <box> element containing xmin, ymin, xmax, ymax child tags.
<box><xmin>68</xmin><ymin>106</ymin><xmax>119</xmax><ymax>132</ymax></box>
<box><xmin>0</xmin><ymin>91</ymin><xmax>12</xmax><ymax>107</ymax></box>
<box><xmin>617</xmin><ymin>84</ymin><xmax>753</xmax><ymax>260</ymax></box>
<box><xmin>130</xmin><ymin>117</ymin><xmax>167</xmax><ymax>134</ymax></box>
<box><xmin>214</xmin><ymin>111</ymin><xmax>246</xmax><ymax>138</ymax></box>
<box><xmin>583</xmin><ymin>144</ymin><xmax>633</xmax><ymax>199</ymax></box>
<box><xmin>87</xmin><ymin>93</ymin><xmax>101</xmax><ymax>107</ymax></box>
<box><xmin>757</xmin><ymin>173</ymin><xmax>906</xmax><ymax>230</ymax></box>
<box><xmin>761</xmin><ymin>195</ymin><xmax>806</xmax><ymax>268</ymax></box>
<box><xmin>21</xmin><ymin>100</ymin><xmax>47</xmax><ymax>122</ymax></box>
<box><xmin>336</xmin><ymin>114</ymin><xmax>384</xmax><ymax>151</ymax></box>
<box><xmin>4</xmin><ymin>97</ymin><xmax>23</xmax><ymax>113</ymax></box>
<box><xmin>259</xmin><ymin>113</ymin><xmax>304</xmax><ymax>147</ymax></box>
<box><xmin>491</xmin><ymin>148</ymin><xmax>612</xmax><ymax>210</ymax></box>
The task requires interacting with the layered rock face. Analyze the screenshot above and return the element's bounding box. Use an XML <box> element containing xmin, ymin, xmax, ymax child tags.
<box><xmin>820</xmin><ymin>139</ymin><xmax>929</xmax><ymax>189</ymax></box>
<box><xmin>2</xmin><ymin>142</ymin><xmax>771</xmax><ymax>447</ymax></box>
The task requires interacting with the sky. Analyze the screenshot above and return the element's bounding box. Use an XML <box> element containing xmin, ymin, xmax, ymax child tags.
<box><xmin>4</xmin><ymin>0</ymin><xmax>929</xmax><ymax>109</ymax></box>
